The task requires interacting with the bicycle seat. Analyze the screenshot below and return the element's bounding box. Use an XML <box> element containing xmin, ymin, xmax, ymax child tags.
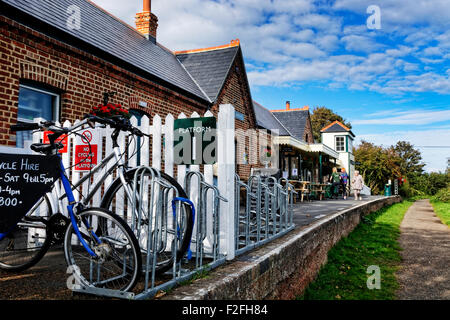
<box><xmin>31</xmin><ymin>143</ymin><xmax>63</xmax><ymax>153</ymax></box>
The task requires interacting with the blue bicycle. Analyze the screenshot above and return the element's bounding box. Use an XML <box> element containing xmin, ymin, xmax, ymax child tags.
<box><xmin>0</xmin><ymin>120</ymin><xmax>142</xmax><ymax>292</ymax></box>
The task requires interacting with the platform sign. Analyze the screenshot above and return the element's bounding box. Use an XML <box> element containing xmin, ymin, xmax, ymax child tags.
<box><xmin>43</xmin><ymin>131</ymin><xmax>68</xmax><ymax>153</ymax></box>
<box><xmin>74</xmin><ymin>129</ymin><xmax>98</xmax><ymax>172</ymax></box>
<box><xmin>174</xmin><ymin>117</ymin><xmax>217</xmax><ymax>165</ymax></box>
<box><xmin>0</xmin><ymin>154</ymin><xmax>60</xmax><ymax>233</ymax></box>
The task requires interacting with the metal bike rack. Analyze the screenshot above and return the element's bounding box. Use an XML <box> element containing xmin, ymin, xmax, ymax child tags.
<box><xmin>72</xmin><ymin>166</ymin><xmax>228</xmax><ymax>300</ymax></box>
<box><xmin>184</xmin><ymin>171</ymin><xmax>227</xmax><ymax>270</ymax></box>
<box><xmin>235</xmin><ymin>174</ymin><xmax>297</xmax><ymax>256</ymax></box>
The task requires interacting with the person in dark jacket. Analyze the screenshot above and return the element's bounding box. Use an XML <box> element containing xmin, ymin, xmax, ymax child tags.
<box><xmin>329</xmin><ymin>167</ymin><xmax>341</xmax><ymax>199</ymax></box>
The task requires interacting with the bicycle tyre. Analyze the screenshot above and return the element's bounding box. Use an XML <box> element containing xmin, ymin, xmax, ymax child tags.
<box><xmin>64</xmin><ymin>208</ymin><xmax>142</xmax><ymax>292</ymax></box>
<box><xmin>0</xmin><ymin>194</ymin><xmax>53</xmax><ymax>272</ymax></box>
<box><xmin>100</xmin><ymin>169</ymin><xmax>194</xmax><ymax>275</ymax></box>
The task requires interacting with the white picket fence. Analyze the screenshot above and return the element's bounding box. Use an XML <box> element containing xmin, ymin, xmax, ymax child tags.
<box><xmin>20</xmin><ymin>104</ymin><xmax>237</xmax><ymax>260</ymax></box>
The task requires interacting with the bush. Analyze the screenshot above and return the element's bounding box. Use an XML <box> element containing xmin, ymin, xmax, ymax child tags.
<box><xmin>434</xmin><ymin>187</ymin><xmax>450</xmax><ymax>203</ymax></box>
<box><xmin>408</xmin><ymin>172</ymin><xmax>448</xmax><ymax>196</ymax></box>
<box><xmin>399</xmin><ymin>180</ymin><xmax>425</xmax><ymax>198</ymax></box>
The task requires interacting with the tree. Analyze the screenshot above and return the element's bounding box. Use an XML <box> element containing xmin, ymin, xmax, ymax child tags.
<box><xmin>310</xmin><ymin>106</ymin><xmax>352</xmax><ymax>142</ymax></box>
<box><xmin>391</xmin><ymin>141</ymin><xmax>425</xmax><ymax>177</ymax></box>
<box><xmin>353</xmin><ymin>140</ymin><xmax>402</xmax><ymax>194</ymax></box>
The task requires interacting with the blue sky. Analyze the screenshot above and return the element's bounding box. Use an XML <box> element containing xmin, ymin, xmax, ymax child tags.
<box><xmin>91</xmin><ymin>0</ymin><xmax>450</xmax><ymax>172</ymax></box>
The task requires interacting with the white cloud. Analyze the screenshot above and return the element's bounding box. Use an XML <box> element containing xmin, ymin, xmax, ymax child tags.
<box><xmin>353</xmin><ymin>109</ymin><xmax>450</xmax><ymax>125</ymax></box>
<box><xmin>341</xmin><ymin>35</ymin><xmax>383</xmax><ymax>53</ymax></box>
<box><xmin>356</xmin><ymin>128</ymin><xmax>450</xmax><ymax>172</ymax></box>
<box><xmin>333</xmin><ymin>0</ymin><xmax>450</xmax><ymax>26</ymax></box>
<box><xmin>89</xmin><ymin>0</ymin><xmax>450</xmax><ymax>96</ymax></box>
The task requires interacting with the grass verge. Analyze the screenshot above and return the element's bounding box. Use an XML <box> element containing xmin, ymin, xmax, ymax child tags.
<box><xmin>298</xmin><ymin>200</ymin><xmax>413</xmax><ymax>300</ymax></box>
<box><xmin>430</xmin><ymin>201</ymin><xmax>450</xmax><ymax>227</ymax></box>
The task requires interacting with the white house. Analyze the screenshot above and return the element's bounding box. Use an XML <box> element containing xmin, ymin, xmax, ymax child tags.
<box><xmin>320</xmin><ymin>121</ymin><xmax>356</xmax><ymax>183</ymax></box>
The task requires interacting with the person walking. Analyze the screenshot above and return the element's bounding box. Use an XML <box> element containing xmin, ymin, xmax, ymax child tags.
<box><xmin>340</xmin><ymin>168</ymin><xmax>349</xmax><ymax>200</ymax></box>
<box><xmin>329</xmin><ymin>167</ymin><xmax>341</xmax><ymax>199</ymax></box>
<box><xmin>351</xmin><ymin>170</ymin><xmax>364</xmax><ymax>201</ymax></box>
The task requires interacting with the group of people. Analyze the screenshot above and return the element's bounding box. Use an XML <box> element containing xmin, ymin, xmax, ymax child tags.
<box><xmin>329</xmin><ymin>167</ymin><xmax>365</xmax><ymax>201</ymax></box>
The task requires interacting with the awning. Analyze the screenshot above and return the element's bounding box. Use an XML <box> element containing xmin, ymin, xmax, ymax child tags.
<box><xmin>273</xmin><ymin>135</ymin><xmax>310</xmax><ymax>153</ymax></box>
<box><xmin>307</xmin><ymin>144</ymin><xmax>339</xmax><ymax>159</ymax></box>
<box><xmin>273</xmin><ymin>136</ymin><xmax>339</xmax><ymax>159</ymax></box>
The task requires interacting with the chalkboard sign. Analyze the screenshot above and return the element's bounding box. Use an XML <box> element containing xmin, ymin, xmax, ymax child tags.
<box><xmin>0</xmin><ymin>153</ymin><xmax>60</xmax><ymax>233</ymax></box>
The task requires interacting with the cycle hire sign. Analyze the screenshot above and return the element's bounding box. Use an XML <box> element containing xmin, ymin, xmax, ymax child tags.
<box><xmin>0</xmin><ymin>153</ymin><xmax>60</xmax><ymax>234</ymax></box>
<box><xmin>74</xmin><ymin>129</ymin><xmax>98</xmax><ymax>172</ymax></box>
<box><xmin>174</xmin><ymin>117</ymin><xmax>217</xmax><ymax>165</ymax></box>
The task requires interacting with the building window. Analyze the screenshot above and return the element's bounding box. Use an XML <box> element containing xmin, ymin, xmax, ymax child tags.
<box><xmin>335</xmin><ymin>136</ymin><xmax>345</xmax><ymax>152</ymax></box>
<box><xmin>17</xmin><ymin>84</ymin><xmax>60</xmax><ymax>148</ymax></box>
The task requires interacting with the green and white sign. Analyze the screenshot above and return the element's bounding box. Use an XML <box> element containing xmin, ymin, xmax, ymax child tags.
<box><xmin>174</xmin><ymin>117</ymin><xmax>217</xmax><ymax>165</ymax></box>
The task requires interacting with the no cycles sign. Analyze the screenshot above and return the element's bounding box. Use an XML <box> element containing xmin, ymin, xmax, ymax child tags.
<box><xmin>74</xmin><ymin>130</ymin><xmax>98</xmax><ymax>171</ymax></box>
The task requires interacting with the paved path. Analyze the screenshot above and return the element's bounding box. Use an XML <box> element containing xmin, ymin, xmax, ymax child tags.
<box><xmin>293</xmin><ymin>195</ymin><xmax>383</xmax><ymax>227</ymax></box>
<box><xmin>396</xmin><ymin>199</ymin><xmax>450</xmax><ymax>300</ymax></box>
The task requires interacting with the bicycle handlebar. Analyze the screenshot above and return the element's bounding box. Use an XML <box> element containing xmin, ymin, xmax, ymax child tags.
<box><xmin>10</xmin><ymin>113</ymin><xmax>146</xmax><ymax>142</ymax></box>
<box><xmin>84</xmin><ymin>114</ymin><xmax>146</xmax><ymax>137</ymax></box>
<box><xmin>11</xmin><ymin>122</ymin><xmax>48</xmax><ymax>132</ymax></box>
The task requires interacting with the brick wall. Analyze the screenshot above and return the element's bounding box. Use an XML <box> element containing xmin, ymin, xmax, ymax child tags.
<box><xmin>0</xmin><ymin>16</ymin><xmax>206</xmax><ymax>148</ymax></box>
<box><xmin>213</xmin><ymin>52</ymin><xmax>267</xmax><ymax>180</ymax></box>
<box><xmin>0</xmin><ymin>15</ymin><xmax>264</xmax><ymax>180</ymax></box>
<box><xmin>303</xmin><ymin>113</ymin><xmax>315</xmax><ymax>144</ymax></box>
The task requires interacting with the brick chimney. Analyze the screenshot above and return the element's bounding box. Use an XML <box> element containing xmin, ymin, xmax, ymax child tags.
<box><xmin>135</xmin><ymin>0</ymin><xmax>158</xmax><ymax>42</ymax></box>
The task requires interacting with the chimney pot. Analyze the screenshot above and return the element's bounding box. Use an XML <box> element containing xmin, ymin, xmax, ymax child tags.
<box><xmin>286</xmin><ymin>101</ymin><xmax>291</xmax><ymax>110</ymax></box>
<box><xmin>143</xmin><ymin>0</ymin><xmax>151</xmax><ymax>12</ymax></box>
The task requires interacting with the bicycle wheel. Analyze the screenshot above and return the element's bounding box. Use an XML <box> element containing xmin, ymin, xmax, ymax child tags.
<box><xmin>64</xmin><ymin>208</ymin><xmax>141</xmax><ymax>292</ymax></box>
<box><xmin>101</xmin><ymin>169</ymin><xmax>193</xmax><ymax>275</ymax></box>
<box><xmin>0</xmin><ymin>194</ymin><xmax>53</xmax><ymax>272</ymax></box>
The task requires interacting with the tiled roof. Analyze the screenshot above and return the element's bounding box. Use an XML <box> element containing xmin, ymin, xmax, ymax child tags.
<box><xmin>1</xmin><ymin>0</ymin><xmax>209</xmax><ymax>102</ymax></box>
<box><xmin>321</xmin><ymin>121</ymin><xmax>355</xmax><ymax>137</ymax></box>
<box><xmin>272</xmin><ymin>110</ymin><xmax>311</xmax><ymax>142</ymax></box>
<box><xmin>252</xmin><ymin>101</ymin><xmax>291</xmax><ymax>136</ymax></box>
<box><xmin>176</xmin><ymin>46</ymin><xmax>239</xmax><ymax>102</ymax></box>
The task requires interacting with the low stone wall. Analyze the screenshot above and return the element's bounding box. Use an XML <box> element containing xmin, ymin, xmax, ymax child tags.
<box><xmin>162</xmin><ymin>196</ymin><xmax>401</xmax><ymax>300</ymax></box>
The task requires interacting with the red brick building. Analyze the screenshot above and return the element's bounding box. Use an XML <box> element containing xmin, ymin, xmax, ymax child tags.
<box><xmin>0</xmin><ymin>0</ymin><xmax>260</xmax><ymax>178</ymax></box>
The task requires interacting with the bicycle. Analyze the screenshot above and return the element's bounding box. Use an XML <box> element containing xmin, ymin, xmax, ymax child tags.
<box><xmin>0</xmin><ymin>119</ymin><xmax>142</xmax><ymax>292</ymax></box>
<box><xmin>0</xmin><ymin>114</ymin><xmax>194</xmax><ymax>276</ymax></box>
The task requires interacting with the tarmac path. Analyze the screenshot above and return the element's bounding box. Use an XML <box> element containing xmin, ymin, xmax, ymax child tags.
<box><xmin>396</xmin><ymin>199</ymin><xmax>450</xmax><ymax>300</ymax></box>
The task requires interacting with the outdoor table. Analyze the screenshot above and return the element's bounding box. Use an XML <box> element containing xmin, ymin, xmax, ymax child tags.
<box><xmin>289</xmin><ymin>180</ymin><xmax>311</xmax><ymax>202</ymax></box>
<box><xmin>310</xmin><ymin>183</ymin><xmax>326</xmax><ymax>201</ymax></box>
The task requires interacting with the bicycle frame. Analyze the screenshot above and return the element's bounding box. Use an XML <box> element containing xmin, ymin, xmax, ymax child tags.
<box><xmin>27</xmin><ymin>129</ymin><xmax>135</xmax><ymax>217</ymax></box>
<box><xmin>59</xmin><ymin>157</ymin><xmax>100</xmax><ymax>257</ymax></box>
<box><xmin>54</xmin><ymin>141</ymin><xmax>135</xmax><ymax>214</ymax></box>
<box><xmin>13</xmin><ymin>119</ymin><xmax>147</xmax><ymax>250</ymax></box>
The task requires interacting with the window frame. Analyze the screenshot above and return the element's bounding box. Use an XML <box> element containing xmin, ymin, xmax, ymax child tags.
<box><xmin>335</xmin><ymin>135</ymin><xmax>346</xmax><ymax>152</ymax></box>
<box><xmin>17</xmin><ymin>84</ymin><xmax>60</xmax><ymax>123</ymax></box>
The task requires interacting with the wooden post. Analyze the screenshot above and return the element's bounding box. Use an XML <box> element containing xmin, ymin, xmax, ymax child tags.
<box><xmin>217</xmin><ymin>104</ymin><xmax>235</xmax><ymax>260</ymax></box>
